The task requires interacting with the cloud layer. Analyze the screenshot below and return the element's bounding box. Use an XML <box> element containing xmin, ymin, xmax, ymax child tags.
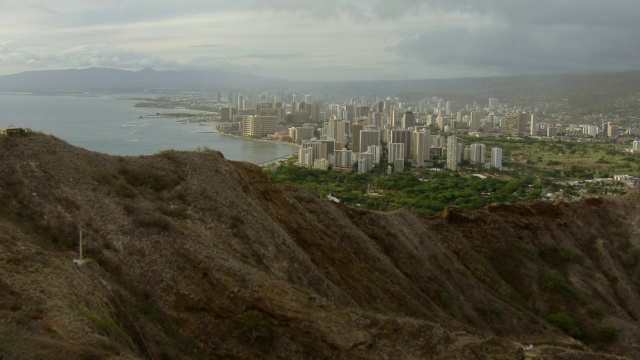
<box><xmin>0</xmin><ymin>0</ymin><xmax>639</xmax><ymax>80</ymax></box>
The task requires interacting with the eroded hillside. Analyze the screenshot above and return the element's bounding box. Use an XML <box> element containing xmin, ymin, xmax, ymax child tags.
<box><xmin>0</xmin><ymin>133</ymin><xmax>639</xmax><ymax>359</ymax></box>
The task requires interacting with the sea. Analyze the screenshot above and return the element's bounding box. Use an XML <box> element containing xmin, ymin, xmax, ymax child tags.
<box><xmin>0</xmin><ymin>92</ymin><xmax>297</xmax><ymax>164</ymax></box>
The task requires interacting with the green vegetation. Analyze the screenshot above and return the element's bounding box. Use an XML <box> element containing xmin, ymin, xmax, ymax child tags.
<box><xmin>539</xmin><ymin>268</ymin><xmax>585</xmax><ymax>303</ymax></box>
<box><xmin>238</xmin><ymin>310</ymin><xmax>272</xmax><ymax>347</ymax></box>
<box><xmin>271</xmin><ymin>164</ymin><xmax>538</xmax><ymax>216</ymax></box>
<box><xmin>547</xmin><ymin>312</ymin><xmax>583</xmax><ymax>339</ymax></box>
<box><xmin>119</xmin><ymin>164</ymin><xmax>182</xmax><ymax>192</ymax></box>
<box><xmin>133</xmin><ymin>212</ymin><xmax>172</xmax><ymax>231</ymax></box>
<box><xmin>596</xmin><ymin>325</ymin><xmax>620</xmax><ymax>344</ymax></box>
<box><xmin>84</xmin><ymin>313</ymin><xmax>132</xmax><ymax>346</ymax></box>
<box><xmin>270</xmin><ymin>136</ymin><xmax>637</xmax><ymax>216</ymax></box>
<box><xmin>470</xmin><ymin>136</ymin><xmax>639</xmax><ymax>180</ymax></box>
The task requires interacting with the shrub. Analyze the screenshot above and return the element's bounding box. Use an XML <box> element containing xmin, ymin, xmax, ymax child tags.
<box><xmin>133</xmin><ymin>212</ymin><xmax>172</xmax><ymax>231</ymax></box>
<box><xmin>119</xmin><ymin>165</ymin><xmax>182</xmax><ymax>192</ymax></box>
<box><xmin>596</xmin><ymin>325</ymin><xmax>620</xmax><ymax>344</ymax></box>
<box><xmin>239</xmin><ymin>310</ymin><xmax>272</xmax><ymax>347</ymax></box>
<box><xmin>586</xmin><ymin>305</ymin><xmax>604</xmax><ymax>319</ymax></box>
<box><xmin>539</xmin><ymin>268</ymin><xmax>584</xmax><ymax>303</ymax></box>
<box><xmin>547</xmin><ymin>312</ymin><xmax>583</xmax><ymax>339</ymax></box>
<box><xmin>84</xmin><ymin>313</ymin><xmax>130</xmax><ymax>345</ymax></box>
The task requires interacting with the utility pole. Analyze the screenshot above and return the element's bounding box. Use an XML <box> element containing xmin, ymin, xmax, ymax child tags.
<box><xmin>73</xmin><ymin>229</ymin><xmax>86</xmax><ymax>266</ymax></box>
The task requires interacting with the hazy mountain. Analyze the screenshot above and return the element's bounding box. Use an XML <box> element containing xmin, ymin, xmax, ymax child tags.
<box><xmin>2</xmin><ymin>68</ymin><xmax>640</xmax><ymax>105</ymax></box>
<box><xmin>0</xmin><ymin>67</ymin><xmax>287</xmax><ymax>91</ymax></box>
<box><xmin>1</xmin><ymin>133</ymin><xmax>639</xmax><ymax>359</ymax></box>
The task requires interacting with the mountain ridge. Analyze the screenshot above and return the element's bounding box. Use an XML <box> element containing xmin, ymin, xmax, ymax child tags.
<box><xmin>2</xmin><ymin>68</ymin><xmax>640</xmax><ymax>99</ymax></box>
<box><xmin>0</xmin><ymin>133</ymin><xmax>639</xmax><ymax>359</ymax></box>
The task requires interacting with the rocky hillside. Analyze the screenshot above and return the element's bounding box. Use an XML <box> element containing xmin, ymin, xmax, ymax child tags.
<box><xmin>1</xmin><ymin>133</ymin><xmax>639</xmax><ymax>359</ymax></box>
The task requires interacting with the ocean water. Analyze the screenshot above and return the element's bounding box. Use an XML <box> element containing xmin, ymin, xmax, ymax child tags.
<box><xmin>0</xmin><ymin>93</ymin><xmax>296</xmax><ymax>164</ymax></box>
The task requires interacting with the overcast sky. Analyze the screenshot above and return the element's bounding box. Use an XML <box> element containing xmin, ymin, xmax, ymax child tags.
<box><xmin>1</xmin><ymin>0</ymin><xmax>639</xmax><ymax>81</ymax></box>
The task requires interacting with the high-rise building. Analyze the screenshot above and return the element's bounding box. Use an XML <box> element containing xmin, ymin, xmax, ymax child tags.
<box><xmin>367</xmin><ymin>145</ymin><xmax>381</xmax><ymax>164</ymax></box>
<box><xmin>241</xmin><ymin>116</ymin><xmax>278</xmax><ymax>137</ymax></box>
<box><xmin>491</xmin><ymin>147</ymin><xmax>503</xmax><ymax>170</ymax></box>
<box><xmin>530</xmin><ymin>113</ymin><xmax>538</xmax><ymax>136</ymax></box>
<box><xmin>547</xmin><ymin>126</ymin><xmax>558</xmax><ymax>138</ymax></box>
<box><xmin>446</xmin><ymin>136</ymin><xmax>461</xmax><ymax>171</ymax></box>
<box><xmin>489</xmin><ymin>98</ymin><xmax>499</xmax><ymax>110</ymax></box>
<box><xmin>298</xmin><ymin>147</ymin><xmax>313</xmax><ymax>167</ymax></box>
<box><xmin>402</xmin><ymin>111</ymin><xmax>416</xmax><ymax>129</ymax></box>
<box><xmin>436</xmin><ymin>116</ymin><xmax>447</xmax><ymax>131</ymax></box>
<box><xmin>359</xmin><ymin>126</ymin><xmax>381</xmax><ymax>153</ymax></box>
<box><xmin>335</xmin><ymin>120</ymin><xmax>347</xmax><ymax>149</ymax></box>
<box><xmin>412</xmin><ymin>129</ymin><xmax>431</xmax><ymax>167</ymax></box>
<box><xmin>505</xmin><ymin>113</ymin><xmax>528</xmax><ymax>135</ymax></box>
<box><xmin>608</xmin><ymin>122</ymin><xmax>616</xmax><ymax>137</ymax></box>
<box><xmin>301</xmin><ymin>140</ymin><xmax>328</xmax><ymax>165</ymax></box>
<box><xmin>470</xmin><ymin>144</ymin><xmax>486</xmax><ymax>165</ymax></box>
<box><xmin>351</xmin><ymin>123</ymin><xmax>363</xmax><ymax>151</ymax></box>
<box><xmin>469</xmin><ymin>111</ymin><xmax>480</xmax><ymax>132</ymax></box>
<box><xmin>388</xmin><ymin>143</ymin><xmax>405</xmax><ymax>163</ymax></box>
<box><xmin>583</xmin><ymin>125</ymin><xmax>599</xmax><ymax>137</ymax></box>
<box><xmin>358</xmin><ymin>152</ymin><xmax>375</xmax><ymax>173</ymax></box>
<box><xmin>334</xmin><ymin>149</ymin><xmax>353</xmax><ymax>168</ymax></box>
<box><xmin>389</xmin><ymin>129</ymin><xmax>412</xmax><ymax>160</ymax></box>
<box><xmin>633</xmin><ymin>139</ymin><xmax>640</xmax><ymax>151</ymax></box>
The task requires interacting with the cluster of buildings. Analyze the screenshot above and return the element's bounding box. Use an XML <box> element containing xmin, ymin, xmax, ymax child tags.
<box><xmin>214</xmin><ymin>91</ymin><xmax>639</xmax><ymax>174</ymax></box>
<box><xmin>626</xmin><ymin>139</ymin><xmax>640</xmax><ymax>154</ymax></box>
<box><xmin>292</xmin><ymin>113</ymin><xmax>503</xmax><ymax>173</ymax></box>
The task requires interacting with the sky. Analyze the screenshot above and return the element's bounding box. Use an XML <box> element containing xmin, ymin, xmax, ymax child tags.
<box><xmin>1</xmin><ymin>0</ymin><xmax>639</xmax><ymax>81</ymax></box>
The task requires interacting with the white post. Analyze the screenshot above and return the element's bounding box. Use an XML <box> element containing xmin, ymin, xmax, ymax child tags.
<box><xmin>73</xmin><ymin>228</ymin><xmax>85</xmax><ymax>266</ymax></box>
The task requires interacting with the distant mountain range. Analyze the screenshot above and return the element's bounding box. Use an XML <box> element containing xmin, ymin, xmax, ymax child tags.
<box><xmin>0</xmin><ymin>67</ymin><xmax>286</xmax><ymax>92</ymax></box>
<box><xmin>1</xmin><ymin>67</ymin><xmax>640</xmax><ymax>102</ymax></box>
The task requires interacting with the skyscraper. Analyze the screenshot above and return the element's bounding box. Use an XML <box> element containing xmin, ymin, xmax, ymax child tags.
<box><xmin>412</xmin><ymin>129</ymin><xmax>431</xmax><ymax>167</ymax></box>
<box><xmin>359</xmin><ymin>126</ymin><xmax>381</xmax><ymax>153</ymax></box>
<box><xmin>389</xmin><ymin>129</ymin><xmax>412</xmax><ymax>160</ymax></box>
<box><xmin>469</xmin><ymin>112</ymin><xmax>480</xmax><ymax>132</ymax></box>
<box><xmin>447</xmin><ymin>136</ymin><xmax>461</xmax><ymax>171</ymax></box>
<box><xmin>470</xmin><ymin>144</ymin><xmax>486</xmax><ymax>165</ymax></box>
<box><xmin>402</xmin><ymin>111</ymin><xmax>416</xmax><ymax>129</ymax></box>
<box><xmin>388</xmin><ymin>143</ymin><xmax>405</xmax><ymax>163</ymax></box>
<box><xmin>530</xmin><ymin>114</ymin><xmax>538</xmax><ymax>136</ymax></box>
<box><xmin>351</xmin><ymin>123</ymin><xmax>363</xmax><ymax>152</ymax></box>
<box><xmin>491</xmin><ymin>147</ymin><xmax>503</xmax><ymax>170</ymax></box>
<box><xmin>505</xmin><ymin>113</ymin><xmax>528</xmax><ymax>136</ymax></box>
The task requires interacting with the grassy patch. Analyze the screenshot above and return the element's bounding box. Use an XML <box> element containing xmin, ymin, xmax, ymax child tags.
<box><xmin>84</xmin><ymin>313</ymin><xmax>131</xmax><ymax>346</ymax></box>
<box><xmin>133</xmin><ymin>212</ymin><xmax>172</xmax><ymax>231</ymax></box>
<box><xmin>119</xmin><ymin>165</ymin><xmax>182</xmax><ymax>192</ymax></box>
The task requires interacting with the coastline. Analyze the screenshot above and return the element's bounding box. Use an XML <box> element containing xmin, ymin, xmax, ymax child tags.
<box><xmin>211</xmin><ymin>121</ymin><xmax>301</xmax><ymax>149</ymax></box>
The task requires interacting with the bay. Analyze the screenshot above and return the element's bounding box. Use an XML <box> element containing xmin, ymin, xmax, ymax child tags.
<box><xmin>0</xmin><ymin>93</ymin><xmax>296</xmax><ymax>164</ymax></box>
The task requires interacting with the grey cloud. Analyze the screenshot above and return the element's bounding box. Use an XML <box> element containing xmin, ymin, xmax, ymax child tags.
<box><xmin>394</xmin><ymin>22</ymin><xmax>640</xmax><ymax>75</ymax></box>
<box><xmin>189</xmin><ymin>44</ymin><xmax>226</xmax><ymax>48</ymax></box>
<box><xmin>0</xmin><ymin>44</ymin><xmax>179</xmax><ymax>71</ymax></box>
<box><xmin>388</xmin><ymin>0</ymin><xmax>640</xmax><ymax>75</ymax></box>
<box><xmin>254</xmin><ymin>0</ymin><xmax>371</xmax><ymax>23</ymax></box>
<box><xmin>245</xmin><ymin>53</ymin><xmax>307</xmax><ymax>60</ymax></box>
<box><xmin>17</xmin><ymin>0</ymin><xmax>56</xmax><ymax>14</ymax></box>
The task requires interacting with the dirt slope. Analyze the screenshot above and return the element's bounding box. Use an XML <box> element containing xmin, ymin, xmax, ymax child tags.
<box><xmin>1</xmin><ymin>133</ymin><xmax>639</xmax><ymax>359</ymax></box>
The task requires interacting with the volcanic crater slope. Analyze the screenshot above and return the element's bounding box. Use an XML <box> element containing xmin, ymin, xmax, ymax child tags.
<box><xmin>0</xmin><ymin>133</ymin><xmax>639</xmax><ymax>359</ymax></box>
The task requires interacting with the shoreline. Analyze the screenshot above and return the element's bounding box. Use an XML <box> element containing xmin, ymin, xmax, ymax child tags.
<box><xmin>211</xmin><ymin>121</ymin><xmax>301</xmax><ymax>149</ymax></box>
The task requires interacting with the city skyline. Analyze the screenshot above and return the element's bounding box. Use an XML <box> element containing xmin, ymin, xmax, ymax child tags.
<box><xmin>1</xmin><ymin>0</ymin><xmax>640</xmax><ymax>81</ymax></box>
